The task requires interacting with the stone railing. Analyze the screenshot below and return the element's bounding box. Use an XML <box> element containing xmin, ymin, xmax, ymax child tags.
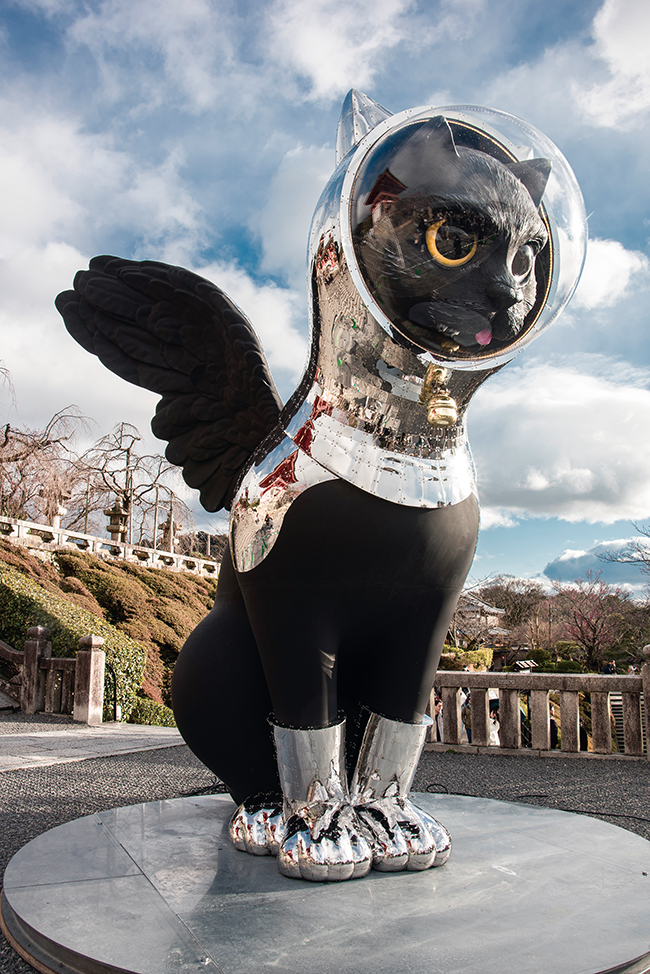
<box><xmin>0</xmin><ymin>626</ymin><xmax>105</xmax><ymax>725</ymax></box>
<box><xmin>429</xmin><ymin>658</ymin><xmax>650</xmax><ymax>759</ymax></box>
<box><xmin>0</xmin><ymin>516</ymin><xmax>220</xmax><ymax>578</ymax></box>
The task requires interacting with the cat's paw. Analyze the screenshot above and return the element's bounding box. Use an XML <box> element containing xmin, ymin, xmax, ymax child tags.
<box><xmin>229</xmin><ymin>798</ymin><xmax>285</xmax><ymax>857</ymax></box>
<box><xmin>277</xmin><ymin>802</ymin><xmax>372</xmax><ymax>881</ymax></box>
<box><xmin>356</xmin><ymin>797</ymin><xmax>451</xmax><ymax>871</ymax></box>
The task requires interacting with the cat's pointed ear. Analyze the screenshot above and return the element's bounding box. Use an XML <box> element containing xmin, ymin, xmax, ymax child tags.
<box><xmin>508</xmin><ymin>158</ymin><xmax>552</xmax><ymax>208</ymax></box>
<box><xmin>336</xmin><ymin>90</ymin><xmax>393</xmax><ymax>165</ymax></box>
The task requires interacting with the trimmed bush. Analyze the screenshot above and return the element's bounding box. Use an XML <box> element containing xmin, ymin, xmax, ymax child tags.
<box><xmin>556</xmin><ymin>659</ymin><xmax>583</xmax><ymax>673</ymax></box>
<box><xmin>53</xmin><ymin>549</ymin><xmax>218</xmax><ymax>704</ymax></box>
<box><xmin>128</xmin><ymin>697</ymin><xmax>177</xmax><ymax>727</ymax></box>
<box><xmin>439</xmin><ymin>647</ymin><xmax>493</xmax><ymax>670</ymax></box>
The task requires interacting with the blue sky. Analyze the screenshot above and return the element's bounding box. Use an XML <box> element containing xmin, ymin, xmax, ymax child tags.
<box><xmin>1</xmin><ymin>0</ymin><xmax>649</xmax><ymax>588</ymax></box>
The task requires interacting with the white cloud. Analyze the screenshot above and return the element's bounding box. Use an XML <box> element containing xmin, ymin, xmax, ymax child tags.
<box><xmin>544</xmin><ymin>537</ymin><xmax>650</xmax><ymax>589</ymax></box>
<box><xmin>576</xmin><ymin>0</ymin><xmax>650</xmax><ymax>127</ymax></box>
<box><xmin>468</xmin><ymin>360</ymin><xmax>650</xmax><ymax>524</ymax></box>
<box><xmin>0</xmin><ymin>95</ymin><xmax>205</xmax><ymax>260</ymax></box>
<box><xmin>0</xmin><ymin>240</ymin><xmax>160</xmax><ymax>447</ymax></box>
<box><xmin>572</xmin><ymin>237</ymin><xmax>649</xmax><ymax>310</ymax></box>
<box><xmin>0</xmin><ymin>94</ymin><xmax>212</xmax><ymax>441</ymax></box>
<box><xmin>265</xmin><ymin>0</ymin><xmax>415</xmax><ymax>100</ymax></box>
<box><xmin>478</xmin><ymin>1</ymin><xmax>650</xmax><ymax>143</ymax></box>
<box><xmin>557</xmin><ymin>548</ymin><xmax>588</xmax><ymax>562</ymax></box>
<box><xmin>253</xmin><ymin>144</ymin><xmax>333</xmax><ymax>288</ymax></box>
<box><xmin>67</xmin><ymin>0</ymin><xmax>235</xmax><ymax>113</ymax></box>
<box><xmin>479</xmin><ymin>508</ymin><xmax>518</xmax><ymax>529</ymax></box>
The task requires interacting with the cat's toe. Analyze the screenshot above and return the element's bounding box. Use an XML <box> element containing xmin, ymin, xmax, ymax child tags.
<box><xmin>357</xmin><ymin>798</ymin><xmax>450</xmax><ymax>872</ymax></box>
<box><xmin>277</xmin><ymin>806</ymin><xmax>372</xmax><ymax>882</ymax></box>
<box><xmin>229</xmin><ymin>799</ymin><xmax>285</xmax><ymax>857</ymax></box>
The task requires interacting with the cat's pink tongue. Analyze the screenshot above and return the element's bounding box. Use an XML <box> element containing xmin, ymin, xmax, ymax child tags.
<box><xmin>475</xmin><ymin>329</ymin><xmax>492</xmax><ymax>346</ymax></box>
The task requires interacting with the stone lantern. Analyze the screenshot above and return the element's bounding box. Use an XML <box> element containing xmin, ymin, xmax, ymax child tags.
<box><xmin>104</xmin><ymin>497</ymin><xmax>128</xmax><ymax>544</ymax></box>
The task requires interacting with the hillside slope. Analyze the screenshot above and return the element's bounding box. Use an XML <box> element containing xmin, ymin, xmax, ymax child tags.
<box><xmin>0</xmin><ymin>541</ymin><xmax>220</xmax><ymax>709</ymax></box>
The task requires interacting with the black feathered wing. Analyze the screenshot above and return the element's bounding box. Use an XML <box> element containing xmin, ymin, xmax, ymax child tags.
<box><xmin>55</xmin><ymin>256</ymin><xmax>283</xmax><ymax>512</ymax></box>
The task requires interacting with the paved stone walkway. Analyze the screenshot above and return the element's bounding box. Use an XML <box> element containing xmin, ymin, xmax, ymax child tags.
<box><xmin>0</xmin><ymin>705</ymin><xmax>183</xmax><ymax>771</ymax></box>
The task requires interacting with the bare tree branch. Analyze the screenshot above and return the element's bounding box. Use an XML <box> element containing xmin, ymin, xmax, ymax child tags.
<box><xmin>599</xmin><ymin>523</ymin><xmax>650</xmax><ymax>577</ymax></box>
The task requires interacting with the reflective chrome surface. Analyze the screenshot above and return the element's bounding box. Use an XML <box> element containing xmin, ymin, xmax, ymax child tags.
<box><xmin>232</xmin><ymin>97</ymin><xmax>585</xmax><ymax>572</ymax></box>
<box><xmin>230</xmin><ymin>434</ymin><xmax>336</xmax><ymax>573</ymax></box>
<box><xmin>336</xmin><ymin>89</ymin><xmax>393</xmax><ymax>165</ymax></box>
<box><xmin>351</xmin><ymin>712</ymin><xmax>451</xmax><ymax>871</ymax></box>
<box><xmin>273</xmin><ymin>720</ymin><xmax>372</xmax><ymax>882</ymax></box>
<box><xmin>282</xmin><ymin>319</ymin><xmax>478</xmax><ymax>508</ymax></box>
<box><xmin>229</xmin><ymin>798</ymin><xmax>285</xmax><ymax>857</ymax></box>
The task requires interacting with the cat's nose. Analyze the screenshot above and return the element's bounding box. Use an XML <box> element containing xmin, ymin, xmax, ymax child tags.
<box><xmin>486</xmin><ymin>282</ymin><xmax>522</xmax><ymax>311</ymax></box>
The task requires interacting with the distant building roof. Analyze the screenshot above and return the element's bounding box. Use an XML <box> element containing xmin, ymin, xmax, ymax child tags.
<box><xmin>365</xmin><ymin>168</ymin><xmax>407</xmax><ymax>208</ymax></box>
<box><xmin>457</xmin><ymin>591</ymin><xmax>506</xmax><ymax>615</ymax></box>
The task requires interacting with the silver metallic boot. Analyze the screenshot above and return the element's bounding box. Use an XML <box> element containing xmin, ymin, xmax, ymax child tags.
<box><xmin>273</xmin><ymin>719</ymin><xmax>373</xmax><ymax>882</ymax></box>
<box><xmin>229</xmin><ymin>795</ymin><xmax>285</xmax><ymax>857</ymax></box>
<box><xmin>351</xmin><ymin>712</ymin><xmax>452</xmax><ymax>872</ymax></box>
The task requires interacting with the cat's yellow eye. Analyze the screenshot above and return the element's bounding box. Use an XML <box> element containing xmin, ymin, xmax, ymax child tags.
<box><xmin>426</xmin><ymin>219</ymin><xmax>477</xmax><ymax>267</ymax></box>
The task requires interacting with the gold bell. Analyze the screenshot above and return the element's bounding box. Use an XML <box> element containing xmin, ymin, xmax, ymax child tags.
<box><xmin>427</xmin><ymin>394</ymin><xmax>458</xmax><ymax>428</ymax></box>
<box><xmin>420</xmin><ymin>364</ymin><xmax>458</xmax><ymax>427</ymax></box>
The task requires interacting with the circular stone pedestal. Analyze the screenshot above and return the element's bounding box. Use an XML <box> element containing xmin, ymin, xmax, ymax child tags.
<box><xmin>2</xmin><ymin>794</ymin><xmax>650</xmax><ymax>974</ymax></box>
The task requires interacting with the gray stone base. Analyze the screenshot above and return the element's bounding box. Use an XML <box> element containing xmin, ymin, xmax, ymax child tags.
<box><xmin>2</xmin><ymin>793</ymin><xmax>650</xmax><ymax>974</ymax></box>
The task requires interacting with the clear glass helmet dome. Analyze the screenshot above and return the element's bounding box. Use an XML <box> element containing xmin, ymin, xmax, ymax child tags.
<box><xmin>340</xmin><ymin>105</ymin><xmax>587</xmax><ymax>369</ymax></box>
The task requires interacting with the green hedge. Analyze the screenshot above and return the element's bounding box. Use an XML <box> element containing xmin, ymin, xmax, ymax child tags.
<box><xmin>439</xmin><ymin>647</ymin><xmax>494</xmax><ymax>670</ymax></box>
<box><xmin>0</xmin><ymin>559</ymin><xmax>146</xmax><ymax>720</ymax></box>
<box><xmin>128</xmin><ymin>697</ymin><xmax>177</xmax><ymax>727</ymax></box>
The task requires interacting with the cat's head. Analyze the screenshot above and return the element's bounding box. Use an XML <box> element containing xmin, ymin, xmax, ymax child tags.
<box><xmin>351</xmin><ymin>116</ymin><xmax>551</xmax><ymax>358</ymax></box>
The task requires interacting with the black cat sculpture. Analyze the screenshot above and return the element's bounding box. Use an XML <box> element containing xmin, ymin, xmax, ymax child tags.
<box><xmin>56</xmin><ymin>91</ymin><xmax>585</xmax><ymax>883</ymax></box>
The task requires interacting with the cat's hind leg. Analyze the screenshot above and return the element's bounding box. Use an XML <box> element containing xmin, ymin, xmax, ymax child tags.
<box><xmin>171</xmin><ymin>548</ymin><xmax>280</xmax><ymax>808</ymax></box>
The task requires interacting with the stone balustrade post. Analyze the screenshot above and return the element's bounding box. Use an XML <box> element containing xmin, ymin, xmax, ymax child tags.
<box><xmin>73</xmin><ymin>635</ymin><xmax>105</xmax><ymax>725</ymax></box>
<box><xmin>530</xmin><ymin>689</ymin><xmax>551</xmax><ymax>750</ymax></box>
<box><xmin>499</xmin><ymin>689</ymin><xmax>521</xmax><ymax>749</ymax></box>
<box><xmin>470</xmin><ymin>688</ymin><xmax>490</xmax><ymax>746</ymax></box>
<box><xmin>622</xmin><ymin>691</ymin><xmax>643</xmax><ymax>756</ymax></box>
<box><xmin>560</xmin><ymin>691</ymin><xmax>580</xmax><ymax>752</ymax></box>
<box><xmin>20</xmin><ymin>626</ymin><xmax>52</xmax><ymax>714</ymax></box>
<box><xmin>441</xmin><ymin>687</ymin><xmax>462</xmax><ymax>745</ymax></box>
<box><xmin>642</xmin><ymin>646</ymin><xmax>650</xmax><ymax>760</ymax></box>
<box><xmin>590</xmin><ymin>691</ymin><xmax>612</xmax><ymax>754</ymax></box>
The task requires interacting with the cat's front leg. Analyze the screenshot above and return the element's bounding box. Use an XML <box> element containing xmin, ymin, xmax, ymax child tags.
<box><xmin>351</xmin><ymin>712</ymin><xmax>451</xmax><ymax>871</ymax></box>
<box><xmin>273</xmin><ymin>720</ymin><xmax>373</xmax><ymax>882</ymax></box>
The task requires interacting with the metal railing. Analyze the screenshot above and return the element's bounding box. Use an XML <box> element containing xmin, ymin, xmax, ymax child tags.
<box><xmin>429</xmin><ymin>653</ymin><xmax>650</xmax><ymax>759</ymax></box>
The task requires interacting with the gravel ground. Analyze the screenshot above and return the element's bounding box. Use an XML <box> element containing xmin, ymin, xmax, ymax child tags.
<box><xmin>2</xmin><ymin>746</ymin><xmax>650</xmax><ymax>973</ymax></box>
